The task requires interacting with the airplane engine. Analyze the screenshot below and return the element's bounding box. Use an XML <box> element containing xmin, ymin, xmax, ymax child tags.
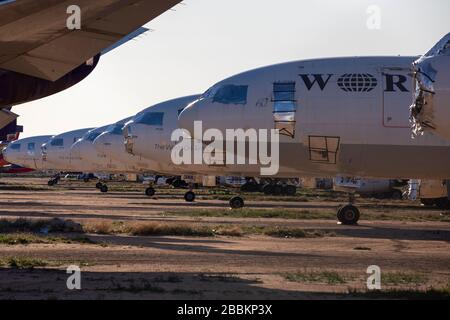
<box><xmin>0</xmin><ymin>55</ymin><xmax>100</xmax><ymax>109</ymax></box>
<box><xmin>411</xmin><ymin>34</ymin><xmax>450</xmax><ymax>139</ymax></box>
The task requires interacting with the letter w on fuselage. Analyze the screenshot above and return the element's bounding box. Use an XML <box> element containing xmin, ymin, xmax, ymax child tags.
<box><xmin>299</xmin><ymin>74</ymin><xmax>333</xmax><ymax>90</ymax></box>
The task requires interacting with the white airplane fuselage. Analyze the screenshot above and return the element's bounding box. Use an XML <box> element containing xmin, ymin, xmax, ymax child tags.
<box><xmin>3</xmin><ymin>135</ymin><xmax>52</xmax><ymax>170</ymax></box>
<box><xmin>179</xmin><ymin>56</ymin><xmax>450</xmax><ymax>179</ymax></box>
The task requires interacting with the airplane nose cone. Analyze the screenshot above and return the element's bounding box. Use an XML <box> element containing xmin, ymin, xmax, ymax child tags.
<box><xmin>2</xmin><ymin>147</ymin><xmax>12</xmax><ymax>164</ymax></box>
<box><xmin>178</xmin><ymin>104</ymin><xmax>199</xmax><ymax>137</ymax></box>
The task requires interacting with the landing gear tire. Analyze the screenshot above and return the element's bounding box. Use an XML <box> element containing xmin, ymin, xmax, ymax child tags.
<box><xmin>272</xmin><ymin>185</ymin><xmax>283</xmax><ymax>196</ymax></box>
<box><xmin>229</xmin><ymin>196</ymin><xmax>245</xmax><ymax>209</ymax></box>
<box><xmin>284</xmin><ymin>185</ymin><xmax>297</xmax><ymax>196</ymax></box>
<box><xmin>337</xmin><ymin>205</ymin><xmax>360</xmax><ymax>225</ymax></box>
<box><xmin>184</xmin><ymin>191</ymin><xmax>196</xmax><ymax>202</ymax></box>
<box><xmin>100</xmin><ymin>185</ymin><xmax>108</xmax><ymax>193</ymax></box>
<box><xmin>48</xmin><ymin>179</ymin><xmax>57</xmax><ymax>186</ymax></box>
<box><xmin>263</xmin><ymin>184</ymin><xmax>274</xmax><ymax>195</ymax></box>
<box><xmin>391</xmin><ymin>190</ymin><xmax>403</xmax><ymax>200</ymax></box>
<box><xmin>96</xmin><ymin>182</ymin><xmax>103</xmax><ymax>189</ymax></box>
<box><xmin>145</xmin><ymin>187</ymin><xmax>156</xmax><ymax>197</ymax></box>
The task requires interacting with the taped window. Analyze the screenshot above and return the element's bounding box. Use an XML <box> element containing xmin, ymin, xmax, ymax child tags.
<box><xmin>273</xmin><ymin>82</ymin><xmax>297</xmax><ymax>138</ymax></box>
<box><xmin>136</xmin><ymin>112</ymin><xmax>164</xmax><ymax>126</ymax></box>
<box><xmin>51</xmin><ymin>138</ymin><xmax>64</xmax><ymax>147</ymax></box>
<box><xmin>213</xmin><ymin>85</ymin><xmax>248</xmax><ymax>105</ymax></box>
<box><xmin>308</xmin><ymin>136</ymin><xmax>340</xmax><ymax>164</ymax></box>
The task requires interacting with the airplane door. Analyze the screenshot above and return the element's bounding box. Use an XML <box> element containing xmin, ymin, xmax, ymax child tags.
<box><xmin>382</xmin><ymin>68</ymin><xmax>413</xmax><ymax>128</ymax></box>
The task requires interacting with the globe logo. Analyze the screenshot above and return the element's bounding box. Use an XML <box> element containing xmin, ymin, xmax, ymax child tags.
<box><xmin>337</xmin><ymin>73</ymin><xmax>378</xmax><ymax>92</ymax></box>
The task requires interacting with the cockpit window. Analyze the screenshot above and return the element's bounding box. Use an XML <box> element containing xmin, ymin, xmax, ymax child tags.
<box><xmin>136</xmin><ymin>112</ymin><xmax>164</xmax><ymax>126</ymax></box>
<box><xmin>212</xmin><ymin>85</ymin><xmax>248</xmax><ymax>105</ymax></box>
<box><xmin>50</xmin><ymin>138</ymin><xmax>64</xmax><ymax>147</ymax></box>
<box><xmin>10</xmin><ymin>143</ymin><xmax>21</xmax><ymax>151</ymax></box>
<box><xmin>86</xmin><ymin>132</ymin><xmax>101</xmax><ymax>142</ymax></box>
<box><xmin>109</xmin><ymin>124</ymin><xmax>124</xmax><ymax>135</ymax></box>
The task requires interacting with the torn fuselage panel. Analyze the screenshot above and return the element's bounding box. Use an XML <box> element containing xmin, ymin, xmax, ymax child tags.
<box><xmin>410</xmin><ymin>33</ymin><xmax>450</xmax><ymax>138</ymax></box>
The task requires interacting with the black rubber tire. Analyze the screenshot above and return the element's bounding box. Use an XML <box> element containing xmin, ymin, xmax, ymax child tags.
<box><xmin>284</xmin><ymin>185</ymin><xmax>297</xmax><ymax>196</ymax></box>
<box><xmin>391</xmin><ymin>190</ymin><xmax>403</xmax><ymax>200</ymax></box>
<box><xmin>96</xmin><ymin>182</ymin><xmax>103</xmax><ymax>189</ymax></box>
<box><xmin>100</xmin><ymin>185</ymin><xmax>108</xmax><ymax>193</ymax></box>
<box><xmin>145</xmin><ymin>187</ymin><xmax>156</xmax><ymax>197</ymax></box>
<box><xmin>263</xmin><ymin>184</ymin><xmax>274</xmax><ymax>195</ymax></box>
<box><xmin>337</xmin><ymin>205</ymin><xmax>360</xmax><ymax>225</ymax></box>
<box><xmin>48</xmin><ymin>180</ymin><xmax>55</xmax><ymax>186</ymax></box>
<box><xmin>272</xmin><ymin>185</ymin><xmax>283</xmax><ymax>196</ymax></box>
<box><xmin>184</xmin><ymin>191</ymin><xmax>196</xmax><ymax>202</ymax></box>
<box><xmin>229</xmin><ymin>197</ymin><xmax>245</xmax><ymax>209</ymax></box>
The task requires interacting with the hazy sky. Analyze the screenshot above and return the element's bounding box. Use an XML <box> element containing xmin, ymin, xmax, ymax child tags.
<box><xmin>15</xmin><ymin>0</ymin><xmax>450</xmax><ymax>138</ymax></box>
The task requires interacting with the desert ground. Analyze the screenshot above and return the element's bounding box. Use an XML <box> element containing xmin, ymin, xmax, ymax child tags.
<box><xmin>0</xmin><ymin>176</ymin><xmax>449</xmax><ymax>300</ymax></box>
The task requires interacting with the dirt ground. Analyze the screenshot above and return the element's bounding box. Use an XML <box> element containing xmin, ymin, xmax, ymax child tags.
<box><xmin>0</xmin><ymin>177</ymin><xmax>449</xmax><ymax>300</ymax></box>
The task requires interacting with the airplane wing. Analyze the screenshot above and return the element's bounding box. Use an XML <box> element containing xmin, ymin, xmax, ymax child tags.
<box><xmin>0</xmin><ymin>0</ymin><xmax>182</xmax><ymax>81</ymax></box>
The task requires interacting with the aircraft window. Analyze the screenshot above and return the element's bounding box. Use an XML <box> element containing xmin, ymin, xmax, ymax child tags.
<box><xmin>51</xmin><ymin>138</ymin><xmax>64</xmax><ymax>147</ymax></box>
<box><xmin>136</xmin><ymin>112</ymin><xmax>164</xmax><ymax>126</ymax></box>
<box><xmin>273</xmin><ymin>82</ymin><xmax>297</xmax><ymax>138</ymax></box>
<box><xmin>86</xmin><ymin>132</ymin><xmax>101</xmax><ymax>142</ymax></box>
<box><xmin>213</xmin><ymin>85</ymin><xmax>248</xmax><ymax>105</ymax></box>
<box><xmin>28</xmin><ymin>143</ymin><xmax>35</xmax><ymax>151</ymax></box>
<box><xmin>110</xmin><ymin>125</ymin><xmax>124</xmax><ymax>135</ymax></box>
<box><xmin>10</xmin><ymin>144</ymin><xmax>21</xmax><ymax>151</ymax></box>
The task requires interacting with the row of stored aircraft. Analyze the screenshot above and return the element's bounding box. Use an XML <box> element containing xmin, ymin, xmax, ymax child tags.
<box><xmin>4</xmin><ymin>32</ymin><xmax>450</xmax><ymax>225</ymax></box>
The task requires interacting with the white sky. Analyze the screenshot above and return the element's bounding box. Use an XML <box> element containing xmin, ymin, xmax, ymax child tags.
<box><xmin>15</xmin><ymin>0</ymin><xmax>450</xmax><ymax>138</ymax></box>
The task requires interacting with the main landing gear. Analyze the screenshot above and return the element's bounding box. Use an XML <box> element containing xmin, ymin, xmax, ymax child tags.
<box><xmin>143</xmin><ymin>183</ymin><xmax>196</xmax><ymax>203</ymax></box>
<box><xmin>96</xmin><ymin>182</ymin><xmax>108</xmax><ymax>193</ymax></box>
<box><xmin>47</xmin><ymin>174</ymin><xmax>60</xmax><ymax>186</ymax></box>
<box><xmin>337</xmin><ymin>193</ymin><xmax>360</xmax><ymax>225</ymax></box>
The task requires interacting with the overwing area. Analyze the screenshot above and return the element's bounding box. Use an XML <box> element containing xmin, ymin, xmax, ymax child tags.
<box><xmin>0</xmin><ymin>0</ymin><xmax>182</xmax><ymax>81</ymax></box>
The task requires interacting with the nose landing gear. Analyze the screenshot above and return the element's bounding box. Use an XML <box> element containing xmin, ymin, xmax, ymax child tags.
<box><xmin>337</xmin><ymin>194</ymin><xmax>360</xmax><ymax>225</ymax></box>
<box><xmin>96</xmin><ymin>181</ymin><xmax>108</xmax><ymax>193</ymax></box>
<box><xmin>229</xmin><ymin>196</ymin><xmax>245</xmax><ymax>209</ymax></box>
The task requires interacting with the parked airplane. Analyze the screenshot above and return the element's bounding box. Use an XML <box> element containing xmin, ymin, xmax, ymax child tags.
<box><xmin>0</xmin><ymin>0</ymin><xmax>182</xmax><ymax>128</ymax></box>
<box><xmin>178</xmin><ymin>35</ymin><xmax>450</xmax><ymax>224</ymax></box>
<box><xmin>41</xmin><ymin>128</ymin><xmax>93</xmax><ymax>180</ymax></box>
<box><xmin>3</xmin><ymin>135</ymin><xmax>53</xmax><ymax>171</ymax></box>
<box><xmin>95</xmin><ymin>95</ymin><xmax>201</xmax><ymax>199</ymax></box>
<box><xmin>410</xmin><ymin>33</ymin><xmax>450</xmax><ymax>140</ymax></box>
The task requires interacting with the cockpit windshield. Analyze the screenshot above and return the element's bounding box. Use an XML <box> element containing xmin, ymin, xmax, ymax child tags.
<box><xmin>201</xmin><ymin>84</ymin><xmax>248</xmax><ymax>105</ymax></box>
<box><xmin>86</xmin><ymin>131</ymin><xmax>102</xmax><ymax>142</ymax></box>
<box><xmin>107</xmin><ymin>124</ymin><xmax>124</xmax><ymax>135</ymax></box>
<box><xmin>50</xmin><ymin>138</ymin><xmax>64</xmax><ymax>147</ymax></box>
<box><xmin>135</xmin><ymin>112</ymin><xmax>164</xmax><ymax>126</ymax></box>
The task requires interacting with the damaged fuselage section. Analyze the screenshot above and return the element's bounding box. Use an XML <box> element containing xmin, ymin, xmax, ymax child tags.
<box><xmin>410</xmin><ymin>33</ymin><xmax>450</xmax><ymax>139</ymax></box>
